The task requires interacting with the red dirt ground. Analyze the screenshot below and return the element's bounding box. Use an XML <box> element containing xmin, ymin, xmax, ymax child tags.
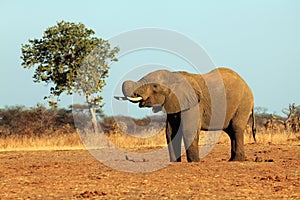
<box><xmin>0</xmin><ymin>143</ymin><xmax>299</xmax><ymax>199</ymax></box>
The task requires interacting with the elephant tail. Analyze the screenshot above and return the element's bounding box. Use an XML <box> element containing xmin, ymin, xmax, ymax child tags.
<box><xmin>251</xmin><ymin>107</ymin><xmax>257</xmax><ymax>142</ymax></box>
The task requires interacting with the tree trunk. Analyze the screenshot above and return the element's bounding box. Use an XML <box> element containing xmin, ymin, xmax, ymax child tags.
<box><xmin>86</xmin><ymin>96</ymin><xmax>98</xmax><ymax>134</ymax></box>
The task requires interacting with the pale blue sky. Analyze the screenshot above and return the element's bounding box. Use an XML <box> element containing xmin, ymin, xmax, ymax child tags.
<box><xmin>0</xmin><ymin>0</ymin><xmax>299</xmax><ymax>117</ymax></box>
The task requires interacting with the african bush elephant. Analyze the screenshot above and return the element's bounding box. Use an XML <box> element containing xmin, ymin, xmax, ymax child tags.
<box><xmin>119</xmin><ymin>68</ymin><xmax>256</xmax><ymax>162</ymax></box>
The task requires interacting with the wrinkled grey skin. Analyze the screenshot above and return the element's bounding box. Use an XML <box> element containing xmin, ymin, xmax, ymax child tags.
<box><xmin>122</xmin><ymin>68</ymin><xmax>256</xmax><ymax>162</ymax></box>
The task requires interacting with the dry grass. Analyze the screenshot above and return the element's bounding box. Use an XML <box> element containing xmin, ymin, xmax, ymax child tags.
<box><xmin>0</xmin><ymin>129</ymin><xmax>299</xmax><ymax>152</ymax></box>
<box><xmin>218</xmin><ymin>130</ymin><xmax>300</xmax><ymax>145</ymax></box>
<box><xmin>250</xmin><ymin>130</ymin><xmax>300</xmax><ymax>144</ymax></box>
<box><xmin>0</xmin><ymin>133</ymin><xmax>84</xmax><ymax>152</ymax></box>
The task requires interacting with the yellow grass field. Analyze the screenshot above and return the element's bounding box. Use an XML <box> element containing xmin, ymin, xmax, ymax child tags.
<box><xmin>0</xmin><ymin>129</ymin><xmax>299</xmax><ymax>152</ymax></box>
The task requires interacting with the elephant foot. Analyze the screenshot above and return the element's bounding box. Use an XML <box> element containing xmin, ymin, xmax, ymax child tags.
<box><xmin>187</xmin><ymin>158</ymin><xmax>200</xmax><ymax>162</ymax></box>
<box><xmin>229</xmin><ymin>154</ymin><xmax>245</xmax><ymax>162</ymax></box>
<box><xmin>187</xmin><ymin>155</ymin><xmax>200</xmax><ymax>162</ymax></box>
<box><xmin>170</xmin><ymin>157</ymin><xmax>182</xmax><ymax>162</ymax></box>
<box><xmin>186</xmin><ymin>147</ymin><xmax>200</xmax><ymax>162</ymax></box>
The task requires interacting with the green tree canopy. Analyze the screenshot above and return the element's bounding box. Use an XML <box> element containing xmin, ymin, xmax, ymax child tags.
<box><xmin>21</xmin><ymin>20</ymin><xmax>119</xmax><ymax>109</ymax></box>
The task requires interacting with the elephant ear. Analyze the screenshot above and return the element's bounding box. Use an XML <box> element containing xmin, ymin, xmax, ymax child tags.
<box><xmin>163</xmin><ymin>72</ymin><xmax>202</xmax><ymax>114</ymax></box>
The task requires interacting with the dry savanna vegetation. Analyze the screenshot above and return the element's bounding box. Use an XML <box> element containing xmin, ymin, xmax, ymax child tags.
<box><xmin>0</xmin><ymin>104</ymin><xmax>299</xmax><ymax>151</ymax></box>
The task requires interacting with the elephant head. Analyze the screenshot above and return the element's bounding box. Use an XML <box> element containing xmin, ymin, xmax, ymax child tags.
<box><xmin>122</xmin><ymin>70</ymin><xmax>202</xmax><ymax>114</ymax></box>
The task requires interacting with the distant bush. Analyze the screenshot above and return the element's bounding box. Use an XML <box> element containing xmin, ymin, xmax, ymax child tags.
<box><xmin>0</xmin><ymin>104</ymin><xmax>75</xmax><ymax>137</ymax></box>
<box><xmin>0</xmin><ymin>105</ymin><xmax>166</xmax><ymax>138</ymax></box>
<box><xmin>255</xmin><ymin>113</ymin><xmax>285</xmax><ymax>128</ymax></box>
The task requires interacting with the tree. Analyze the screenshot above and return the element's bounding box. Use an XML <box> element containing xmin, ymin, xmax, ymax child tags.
<box><xmin>255</xmin><ymin>106</ymin><xmax>268</xmax><ymax>115</ymax></box>
<box><xmin>282</xmin><ymin>103</ymin><xmax>300</xmax><ymax>118</ymax></box>
<box><xmin>21</xmin><ymin>21</ymin><xmax>119</xmax><ymax>132</ymax></box>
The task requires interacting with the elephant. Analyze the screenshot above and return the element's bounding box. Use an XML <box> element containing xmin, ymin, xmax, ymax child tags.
<box><xmin>119</xmin><ymin>68</ymin><xmax>256</xmax><ymax>162</ymax></box>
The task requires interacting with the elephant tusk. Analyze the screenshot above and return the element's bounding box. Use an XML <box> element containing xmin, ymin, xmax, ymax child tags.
<box><xmin>127</xmin><ymin>96</ymin><xmax>143</xmax><ymax>102</ymax></box>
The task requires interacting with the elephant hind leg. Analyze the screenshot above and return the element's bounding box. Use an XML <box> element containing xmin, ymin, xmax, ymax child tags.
<box><xmin>225</xmin><ymin>100</ymin><xmax>253</xmax><ymax>161</ymax></box>
<box><xmin>225</xmin><ymin>120</ymin><xmax>246</xmax><ymax>161</ymax></box>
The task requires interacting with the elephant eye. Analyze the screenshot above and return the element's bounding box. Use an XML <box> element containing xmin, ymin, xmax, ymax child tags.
<box><xmin>152</xmin><ymin>84</ymin><xmax>159</xmax><ymax>93</ymax></box>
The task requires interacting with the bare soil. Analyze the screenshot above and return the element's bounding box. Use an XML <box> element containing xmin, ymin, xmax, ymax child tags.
<box><xmin>0</xmin><ymin>143</ymin><xmax>299</xmax><ymax>199</ymax></box>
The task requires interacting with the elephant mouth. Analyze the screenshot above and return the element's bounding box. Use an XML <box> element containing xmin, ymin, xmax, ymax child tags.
<box><xmin>134</xmin><ymin>96</ymin><xmax>160</xmax><ymax>110</ymax></box>
<box><xmin>114</xmin><ymin>95</ymin><xmax>163</xmax><ymax>113</ymax></box>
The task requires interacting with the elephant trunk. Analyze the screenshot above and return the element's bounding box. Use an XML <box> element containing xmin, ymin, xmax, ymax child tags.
<box><xmin>122</xmin><ymin>81</ymin><xmax>143</xmax><ymax>102</ymax></box>
<box><xmin>122</xmin><ymin>80</ymin><xmax>135</xmax><ymax>97</ymax></box>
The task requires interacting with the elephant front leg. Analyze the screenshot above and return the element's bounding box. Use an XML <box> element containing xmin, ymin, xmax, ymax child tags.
<box><xmin>183</xmin><ymin>130</ymin><xmax>200</xmax><ymax>162</ymax></box>
<box><xmin>181</xmin><ymin>106</ymin><xmax>200</xmax><ymax>162</ymax></box>
<box><xmin>166</xmin><ymin>114</ymin><xmax>182</xmax><ymax>162</ymax></box>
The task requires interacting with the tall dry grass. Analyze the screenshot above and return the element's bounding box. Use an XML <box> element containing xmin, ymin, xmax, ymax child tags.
<box><xmin>0</xmin><ymin>129</ymin><xmax>299</xmax><ymax>152</ymax></box>
<box><xmin>0</xmin><ymin>133</ymin><xmax>84</xmax><ymax>152</ymax></box>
